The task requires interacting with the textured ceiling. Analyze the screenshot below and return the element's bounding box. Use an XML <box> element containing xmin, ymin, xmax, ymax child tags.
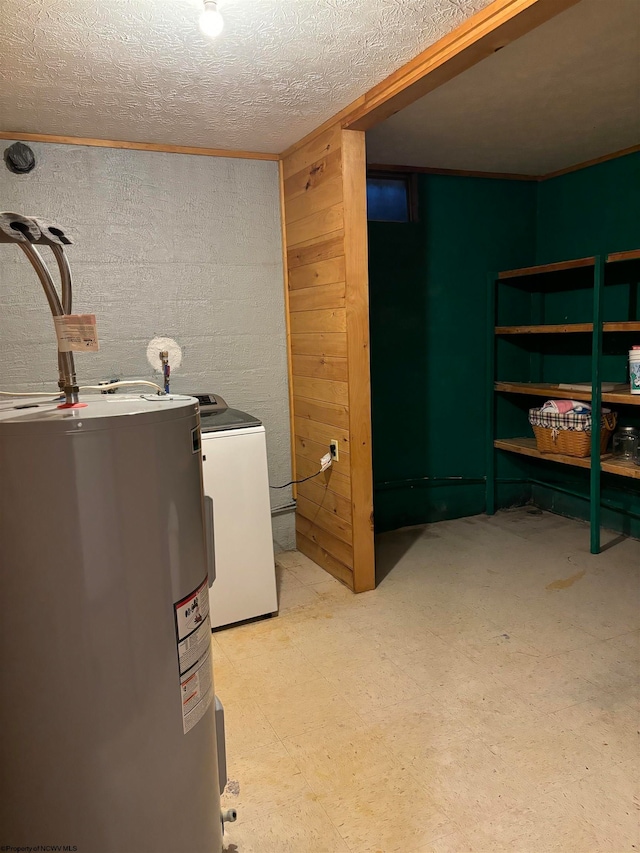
<box><xmin>0</xmin><ymin>0</ymin><xmax>493</xmax><ymax>153</ymax></box>
<box><xmin>367</xmin><ymin>0</ymin><xmax>640</xmax><ymax>175</ymax></box>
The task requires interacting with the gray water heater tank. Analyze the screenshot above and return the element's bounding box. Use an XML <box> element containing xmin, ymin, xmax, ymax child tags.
<box><xmin>0</xmin><ymin>395</ymin><xmax>223</xmax><ymax>853</ymax></box>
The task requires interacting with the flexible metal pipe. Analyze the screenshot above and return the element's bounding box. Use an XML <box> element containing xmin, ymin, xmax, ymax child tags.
<box><xmin>50</xmin><ymin>243</ymin><xmax>73</xmax><ymax>314</ymax></box>
<box><xmin>17</xmin><ymin>241</ymin><xmax>63</xmax><ymax>316</ymax></box>
<box><xmin>17</xmin><ymin>242</ymin><xmax>78</xmax><ymax>405</ymax></box>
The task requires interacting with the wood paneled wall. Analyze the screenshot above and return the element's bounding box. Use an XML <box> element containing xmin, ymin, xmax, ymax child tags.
<box><xmin>281</xmin><ymin>127</ymin><xmax>375</xmax><ymax>592</ymax></box>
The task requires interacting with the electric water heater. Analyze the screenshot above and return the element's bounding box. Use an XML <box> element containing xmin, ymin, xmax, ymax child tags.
<box><xmin>0</xmin><ymin>395</ymin><xmax>223</xmax><ymax>853</ymax></box>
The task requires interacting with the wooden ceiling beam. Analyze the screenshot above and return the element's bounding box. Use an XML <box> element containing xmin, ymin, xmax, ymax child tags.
<box><xmin>0</xmin><ymin>132</ymin><xmax>278</xmax><ymax>161</ymax></box>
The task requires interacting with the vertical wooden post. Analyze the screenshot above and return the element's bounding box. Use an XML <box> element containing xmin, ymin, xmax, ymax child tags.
<box><xmin>486</xmin><ymin>272</ymin><xmax>497</xmax><ymax>515</ymax></box>
<box><xmin>590</xmin><ymin>256</ymin><xmax>605</xmax><ymax>554</ymax></box>
<box><xmin>342</xmin><ymin>129</ymin><xmax>375</xmax><ymax>591</ymax></box>
<box><xmin>278</xmin><ymin>160</ymin><xmax>297</xmax><ymax>497</ymax></box>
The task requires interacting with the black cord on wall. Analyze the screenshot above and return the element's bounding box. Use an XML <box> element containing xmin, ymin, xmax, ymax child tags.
<box><xmin>270</xmin><ymin>468</ymin><xmax>325</xmax><ymax>489</ymax></box>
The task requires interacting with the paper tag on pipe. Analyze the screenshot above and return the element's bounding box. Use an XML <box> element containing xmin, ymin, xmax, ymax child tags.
<box><xmin>54</xmin><ymin>314</ymin><xmax>99</xmax><ymax>352</ymax></box>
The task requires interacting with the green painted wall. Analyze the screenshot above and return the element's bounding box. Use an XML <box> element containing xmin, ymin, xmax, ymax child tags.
<box><xmin>536</xmin><ymin>152</ymin><xmax>640</xmax><ymax>262</ymax></box>
<box><xmin>369</xmin><ymin>152</ymin><xmax>640</xmax><ymax>535</ymax></box>
<box><xmin>369</xmin><ymin>174</ymin><xmax>536</xmax><ymax>532</ymax></box>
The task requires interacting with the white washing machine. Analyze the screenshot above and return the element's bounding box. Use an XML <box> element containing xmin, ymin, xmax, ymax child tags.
<box><xmin>195</xmin><ymin>394</ymin><xmax>278</xmax><ymax>630</ymax></box>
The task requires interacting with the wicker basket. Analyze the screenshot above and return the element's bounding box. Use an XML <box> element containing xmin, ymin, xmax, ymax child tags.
<box><xmin>531</xmin><ymin>411</ymin><xmax>617</xmax><ymax>458</ymax></box>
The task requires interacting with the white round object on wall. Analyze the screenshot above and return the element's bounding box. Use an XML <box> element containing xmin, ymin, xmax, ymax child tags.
<box><xmin>147</xmin><ymin>337</ymin><xmax>183</xmax><ymax>372</ymax></box>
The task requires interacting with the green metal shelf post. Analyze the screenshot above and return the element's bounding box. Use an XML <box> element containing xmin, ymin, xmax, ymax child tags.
<box><xmin>589</xmin><ymin>255</ymin><xmax>605</xmax><ymax>554</ymax></box>
<box><xmin>486</xmin><ymin>272</ymin><xmax>497</xmax><ymax>515</ymax></box>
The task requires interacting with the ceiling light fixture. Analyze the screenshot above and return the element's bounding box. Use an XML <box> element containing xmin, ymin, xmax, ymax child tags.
<box><xmin>199</xmin><ymin>0</ymin><xmax>224</xmax><ymax>39</ymax></box>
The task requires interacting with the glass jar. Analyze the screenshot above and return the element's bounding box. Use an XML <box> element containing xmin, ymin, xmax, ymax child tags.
<box><xmin>612</xmin><ymin>426</ymin><xmax>639</xmax><ymax>459</ymax></box>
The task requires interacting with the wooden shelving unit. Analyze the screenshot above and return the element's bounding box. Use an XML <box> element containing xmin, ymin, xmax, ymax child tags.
<box><xmin>487</xmin><ymin>250</ymin><xmax>640</xmax><ymax>554</ymax></box>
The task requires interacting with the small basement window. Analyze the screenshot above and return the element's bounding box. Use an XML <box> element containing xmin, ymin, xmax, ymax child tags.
<box><xmin>366</xmin><ymin>171</ymin><xmax>417</xmax><ymax>222</ymax></box>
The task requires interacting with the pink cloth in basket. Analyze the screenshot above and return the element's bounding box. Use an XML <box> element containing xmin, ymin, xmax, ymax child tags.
<box><xmin>541</xmin><ymin>399</ymin><xmax>591</xmax><ymax>415</ymax></box>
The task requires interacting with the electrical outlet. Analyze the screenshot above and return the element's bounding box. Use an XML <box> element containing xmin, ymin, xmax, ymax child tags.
<box><xmin>329</xmin><ymin>440</ymin><xmax>339</xmax><ymax>462</ymax></box>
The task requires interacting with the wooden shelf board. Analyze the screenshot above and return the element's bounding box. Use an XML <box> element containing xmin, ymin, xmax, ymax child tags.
<box><xmin>495</xmin><ymin>437</ymin><xmax>591</xmax><ymax>470</ymax></box>
<box><xmin>496</xmin><ymin>323</ymin><xmax>591</xmax><ymax>335</ymax></box>
<box><xmin>495</xmin><ymin>321</ymin><xmax>640</xmax><ymax>335</ymax></box>
<box><xmin>607</xmin><ymin>249</ymin><xmax>640</xmax><ymax>264</ymax></box>
<box><xmin>498</xmin><ymin>257</ymin><xmax>595</xmax><ymax>280</ymax></box>
<box><xmin>495</xmin><ymin>382</ymin><xmax>591</xmax><ymax>402</ymax></box>
<box><xmin>604</xmin><ymin>321</ymin><xmax>640</xmax><ymax>332</ymax></box>
<box><xmin>602</xmin><ymin>389</ymin><xmax>640</xmax><ymax>406</ymax></box>
<box><xmin>495</xmin><ymin>382</ymin><xmax>640</xmax><ymax>407</ymax></box>
<box><xmin>494</xmin><ymin>437</ymin><xmax>640</xmax><ymax>481</ymax></box>
<box><xmin>602</xmin><ymin>457</ymin><xmax>640</xmax><ymax>480</ymax></box>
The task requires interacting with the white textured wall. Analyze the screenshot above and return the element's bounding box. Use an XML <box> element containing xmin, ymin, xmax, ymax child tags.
<box><xmin>0</xmin><ymin>141</ymin><xmax>294</xmax><ymax>550</ymax></box>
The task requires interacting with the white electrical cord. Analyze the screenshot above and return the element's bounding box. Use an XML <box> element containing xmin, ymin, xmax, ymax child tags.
<box><xmin>0</xmin><ymin>390</ymin><xmax>59</xmax><ymax>397</ymax></box>
<box><xmin>0</xmin><ymin>380</ymin><xmax>166</xmax><ymax>397</ymax></box>
<box><xmin>80</xmin><ymin>380</ymin><xmax>166</xmax><ymax>394</ymax></box>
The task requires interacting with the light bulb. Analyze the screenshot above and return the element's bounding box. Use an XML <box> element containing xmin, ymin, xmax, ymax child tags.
<box><xmin>200</xmin><ymin>1</ymin><xmax>224</xmax><ymax>39</ymax></box>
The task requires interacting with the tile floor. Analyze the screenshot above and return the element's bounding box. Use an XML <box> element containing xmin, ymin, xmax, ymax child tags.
<box><xmin>216</xmin><ymin>508</ymin><xmax>639</xmax><ymax>853</ymax></box>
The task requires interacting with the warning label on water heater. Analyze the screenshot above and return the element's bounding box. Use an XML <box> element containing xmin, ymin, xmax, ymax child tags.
<box><xmin>174</xmin><ymin>577</ymin><xmax>213</xmax><ymax>734</ymax></box>
<box><xmin>54</xmin><ymin>313</ymin><xmax>100</xmax><ymax>352</ymax></box>
<box><xmin>175</xmin><ymin>577</ymin><xmax>211</xmax><ymax>673</ymax></box>
<box><xmin>180</xmin><ymin>646</ymin><xmax>213</xmax><ymax>734</ymax></box>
